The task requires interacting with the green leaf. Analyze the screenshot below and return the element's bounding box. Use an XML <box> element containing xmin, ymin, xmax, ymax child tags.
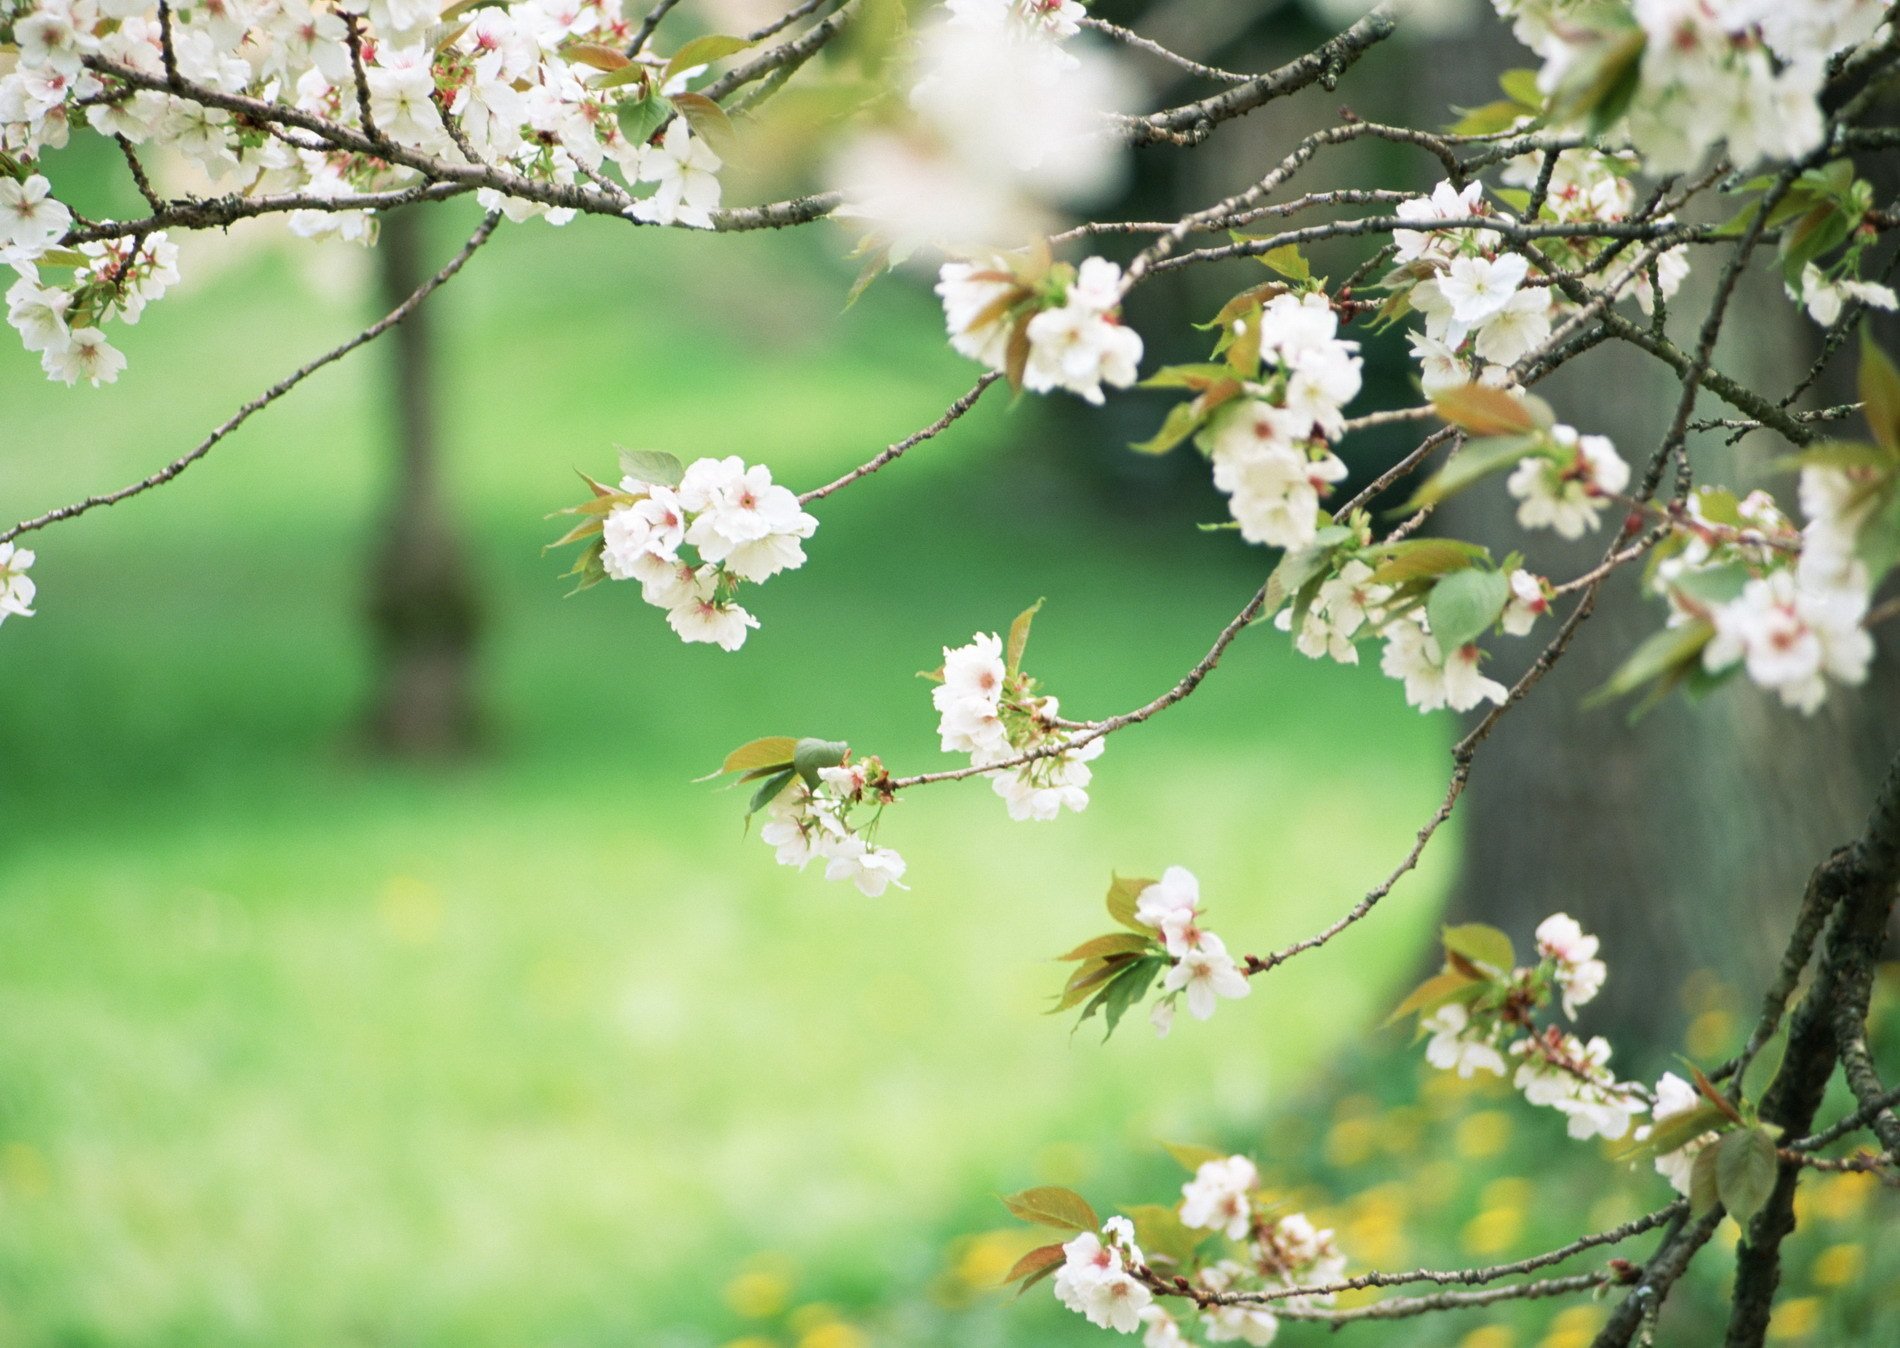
<box><xmin>1499</xmin><ymin>68</ymin><xmax>1544</xmax><ymax>109</ymax></box>
<box><xmin>1383</xmin><ymin>969</ymin><xmax>1481</xmax><ymax>1027</ymax></box>
<box><xmin>1858</xmin><ymin>490</ymin><xmax>1900</xmax><ymax>582</ymax></box>
<box><xmin>1002</xmin><ymin>1243</ymin><xmax>1067</xmax><ymax>1290</ymax></box>
<box><xmin>671</xmin><ymin>91</ymin><xmax>736</xmax><ymax>158</ymax></box>
<box><xmin>664</xmin><ymin>33</ymin><xmax>753</xmax><ymax>84</ymax></box>
<box><xmin>1366</xmin><ymin>538</ymin><xmax>1488</xmax><ymax>585</ymax></box>
<box><xmin>1401</xmin><ymin>434</ymin><xmax>1545</xmax><ymax>511</ymax></box>
<box><xmin>1097</xmin><ymin>956</ymin><xmax>1163</xmax><ymax>1040</ymax></box>
<box><xmin>1859</xmin><ymin>332</ymin><xmax>1900</xmax><ymax>454</ymax></box>
<box><xmin>1590</xmin><ymin>620</ymin><xmax>1715</xmax><ymax>706</ymax></box>
<box><xmin>1163</xmin><ymin>1141</ymin><xmax>1227</xmax><ymax>1173</ymax></box>
<box><xmin>792</xmin><ymin>737</ymin><xmax>850</xmax><ymax>786</ymax></box>
<box><xmin>1715</xmin><ymin>1127</ymin><xmax>1779</xmax><ymax>1227</ymax></box>
<box><xmin>1428</xmin><ymin>567</ymin><xmax>1512</xmax><ymax>654</ymax></box>
<box><xmin>1131</xmin><ymin>401</ymin><xmax>1209</xmax><ymax>456</ymax></box>
<box><xmin>616</xmin><ymin>447</ymin><xmax>686</xmax><ymax>487</ymax></box>
<box><xmin>1448</xmin><ymin>99</ymin><xmax>1530</xmax><ymax>137</ymax></box>
<box><xmin>1141</xmin><ymin>362</ymin><xmax>1241</xmax><ymax>390</ymax></box>
<box><xmin>1259</xmin><ymin>244</ymin><xmax>1310</xmax><ymax>283</ymax></box>
<box><xmin>1001</xmin><ymin>1185</ymin><xmax>1099</xmax><ymax>1233</ymax></box>
<box><xmin>1689</xmin><ymin>1141</ymin><xmax>1722</xmax><ymax>1218</ymax></box>
<box><xmin>1106</xmin><ymin>875</ymin><xmax>1156</xmax><ymax>933</ymax></box>
<box><xmin>589</xmin><ymin>62</ymin><xmax>652</xmax><ymax>90</ymax></box>
<box><xmin>711</xmin><ymin>736</ymin><xmax>799</xmax><ymax>778</ymax></box>
<box><xmin>747</xmin><ymin>768</ymin><xmax>797</xmax><ymax>816</ymax></box>
<box><xmin>1059</xmin><ymin>932</ymin><xmax>1157</xmax><ymax>962</ymax></box>
<box><xmin>1006</xmin><ymin>599</ymin><xmax>1043</xmax><ymax>680</ymax></box>
<box><xmin>616</xmin><ymin>90</ymin><xmax>673</xmax><ymax>146</ymax></box>
<box><xmin>1441</xmin><ymin>922</ymin><xmax>1516</xmax><ymax>975</ymax></box>
<box><xmin>1619</xmin><ymin>1105</ymin><xmax>1728</xmax><ymax>1162</ymax></box>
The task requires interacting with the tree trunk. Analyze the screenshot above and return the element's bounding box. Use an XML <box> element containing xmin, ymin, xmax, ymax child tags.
<box><xmin>361</xmin><ymin>205</ymin><xmax>483</xmax><ymax>757</ymax></box>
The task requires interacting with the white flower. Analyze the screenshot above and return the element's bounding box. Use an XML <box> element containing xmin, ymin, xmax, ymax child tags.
<box><xmin>1507</xmin><ymin>427</ymin><xmax>1629</xmax><ymax>539</ymax></box>
<box><xmin>1793</xmin><ymin>263</ymin><xmax>1899</xmax><ymax>327</ymax></box>
<box><xmin>1180</xmin><ymin>1155</ymin><xmax>1257</xmax><ymax>1239</ymax></box>
<box><xmin>1423</xmin><ymin>1002</ymin><xmax>1507</xmax><ymax>1078</ymax></box>
<box><xmin>992</xmin><ymin>735</ymin><xmax>1101</xmax><ymax>820</ymax></box>
<box><xmin>1138</xmin><ymin>1305</ymin><xmax>1192</xmax><ymax>1348</ymax></box>
<box><xmin>1378</xmin><ymin>614</ymin><xmax>1507</xmax><ymax>714</ymax></box>
<box><xmin>0</xmin><ymin>541</ymin><xmax>38</xmax><ymax>624</ymax></box>
<box><xmin>1199</xmin><ymin>1261</ymin><xmax>1280</xmax><ymax>1344</ymax></box>
<box><xmin>1635</xmin><ymin>1071</ymin><xmax>1719</xmax><ymax>1195</ymax></box>
<box><xmin>634</xmin><ymin>120</ymin><xmax>722</xmax><ymax>229</ymax></box>
<box><xmin>1023</xmin><ymin>267</ymin><xmax>1144</xmax><ymax>404</ymax></box>
<box><xmin>1409</xmin><ymin>330</ymin><xmax>1470</xmax><ymax>395</ymax></box>
<box><xmin>42</xmin><ymin>326</ymin><xmax>125</xmax><ymax>386</ymax></box>
<box><xmin>1440</xmin><ymin>252</ymin><xmax>1530</xmax><ymax>327</ymax></box>
<box><xmin>936</xmin><ymin>258</ymin><xmax>1022</xmax><ymax>368</ymax></box>
<box><xmin>1703</xmin><ymin>568</ymin><xmax>1873</xmax><ymax>714</ymax></box>
<box><xmin>1393</xmin><ymin>180</ymin><xmax>1487</xmax><ymax>262</ymax></box>
<box><xmin>600</xmin><ymin>486</ymin><xmax>686</xmax><ymax>578</ymax></box>
<box><xmin>1473</xmin><ymin>283</ymin><xmax>1552</xmax><ymax>366</ymax></box>
<box><xmin>1536</xmin><ymin>912</ymin><xmax>1607</xmax><ymax>1017</ymax></box>
<box><xmin>818</xmin><ymin>833</ymin><xmax>909</xmax><ymax>897</ymax></box>
<box><xmin>1148</xmin><ymin>998</ymin><xmax>1175</xmax><ymax>1039</ymax></box>
<box><xmin>7</xmin><ymin>274</ymin><xmax>71</xmax><ymax>353</ymax></box>
<box><xmin>1135</xmin><ymin>866</ymin><xmax>1200</xmax><ymax>940</ymax></box>
<box><xmin>0</xmin><ymin>175</ymin><xmax>73</xmax><ymax>261</ymax></box>
<box><xmin>664</xmin><ymin>567</ymin><xmax>760</xmax><ymax>651</ymax></box>
<box><xmin>1053</xmin><ymin>1228</ymin><xmax>1152</xmax><ymax>1333</ymax></box>
<box><xmin>1162</xmin><ymin>932</ymin><xmax>1250</xmax><ymax>1021</ymax></box>
<box><xmin>1501</xmin><ymin>569</ymin><xmax>1549</xmax><ymax>636</ymax></box>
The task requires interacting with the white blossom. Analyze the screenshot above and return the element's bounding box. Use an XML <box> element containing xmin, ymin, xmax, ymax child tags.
<box><xmin>1180</xmin><ymin>1155</ymin><xmax>1257</xmax><ymax>1240</ymax></box>
<box><xmin>0</xmin><ymin>541</ymin><xmax>37</xmax><ymax>625</ymax></box>
<box><xmin>1506</xmin><ymin>426</ymin><xmax>1630</xmax><ymax>539</ymax></box>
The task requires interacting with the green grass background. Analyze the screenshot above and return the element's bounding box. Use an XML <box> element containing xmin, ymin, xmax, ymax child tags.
<box><xmin>0</xmin><ymin>197</ymin><xmax>1460</xmax><ymax>1345</ymax></box>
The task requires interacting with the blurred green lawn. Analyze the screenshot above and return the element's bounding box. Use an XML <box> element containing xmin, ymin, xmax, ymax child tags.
<box><xmin>0</xmin><ymin>201</ymin><xmax>1457</xmax><ymax>1345</ymax></box>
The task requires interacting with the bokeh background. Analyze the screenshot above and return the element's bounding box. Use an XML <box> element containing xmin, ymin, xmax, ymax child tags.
<box><xmin>1</xmin><ymin>2</ymin><xmax>1895</xmax><ymax>1346</ymax></box>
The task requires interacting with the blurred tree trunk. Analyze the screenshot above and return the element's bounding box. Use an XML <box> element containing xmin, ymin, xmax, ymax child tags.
<box><xmin>1413</xmin><ymin>26</ymin><xmax>1900</xmax><ymax>1057</ymax></box>
<box><xmin>361</xmin><ymin>205</ymin><xmax>483</xmax><ymax>756</ymax></box>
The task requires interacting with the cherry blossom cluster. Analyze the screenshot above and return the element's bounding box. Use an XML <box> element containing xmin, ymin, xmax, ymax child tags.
<box><xmin>937</xmin><ymin>251</ymin><xmax>1143</xmax><ymax>404</ymax></box>
<box><xmin>1501</xmin><ymin>149</ymin><xmax>1689</xmax><ymax>312</ymax></box>
<box><xmin>0</xmin><ymin>0</ymin><xmax>736</xmax><ymax>382</ymax></box>
<box><xmin>1393</xmin><ymin>181</ymin><xmax>1557</xmax><ymax>391</ymax></box>
<box><xmin>1132</xmin><ymin>866</ymin><xmax>1249</xmax><ymax>1035</ymax></box>
<box><xmin>1496</xmin><ymin>0</ymin><xmax>1885</xmax><ymax>174</ymax></box>
<box><xmin>756</xmin><ymin>756</ymin><xmax>908</xmax><ymax>898</ymax></box>
<box><xmin>1195</xmin><ymin>292</ymin><xmax>1362</xmax><ymax>550</ymax></box>
<box><xmin>929</xmin><ymin>622</ymin><xmax>1103</xmax><ymax>820</ymax></box>
<box><xmin>1260</xmin><ymin>506</ymin><xmax>1552</xmax><ymax>714</ymax></box>
<box><xmin>1048</xmin><ymin>1154</ymin><xmax>1348</xmax><ymax>1344</ymax></box>
<box><xmin>0</xmin><ymin>539</ymin><xmax>35</xmax><ymax>624</ymax></box>
<box><xmin>1387</xmin><ymin>172</ymin><xmax>1679</xmax><ymax>400</ymax></box>
<box><xmin>1407</xmin><ymin>913</ymin><xmax>1649</xmax><ymax>1143</ymax></box>
<box><xmin>555</xmin><ymin>451</ymin><xmax>815</xmax><ymax>651</ymax></box>
<box><xmin>1637</xmin><ymin>456</ymin><xmax>1885</xmax><ymax>714</ymax></box>
<box><xmin>4</xmin><ymin>206</ymin><xmax>181</xmax><ymax>386</ymax></box>
<box><xmin>1053</xmin><ymin>1216</ymin><xmax>1152</xmax><ymax>1335</ymax></box>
